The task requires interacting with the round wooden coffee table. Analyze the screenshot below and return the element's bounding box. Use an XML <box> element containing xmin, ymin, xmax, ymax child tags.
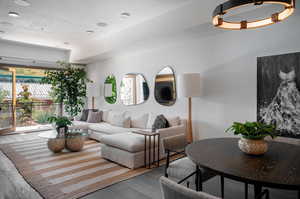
<box><xmin>186</xmin><ymin>138</ymin><xmax>300</xmax><ymax>198</ymax></box>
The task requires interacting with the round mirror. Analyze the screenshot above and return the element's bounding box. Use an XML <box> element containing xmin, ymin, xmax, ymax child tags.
<box><xmin>154</xmin><ymin>66</ymin><xmax>176</xmax><ymax>106</ymax></box>
<box><xmin>120</xmin><ymin>73</ymin><xmax>150</xmax><ymax>106</ymax></box>
<box><xmin>104</xmin><ymin>75</ymin><xmax>117</xmax><ymax>104</ymax></box>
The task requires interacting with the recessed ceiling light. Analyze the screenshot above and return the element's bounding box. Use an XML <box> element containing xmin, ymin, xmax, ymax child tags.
<box><xmin>86</xmin><ymin>30</ymin><xmax>94</xmax><ymax>33</ymax></box>
<box><xmin>14</xmin><ymin>0</ymin><xmax>31</xmax><ymax>7</ymax></box>
<box><xmin>97</xmin><ymin>22</ymin><xmax>108</xmax><ymax>27</ymax></box>
<box><xmin>0</xmin><ymin>21</ymin><xmax>13</xmax><ymax>26</ymax></box>
<box><xmin>121</xmin><ymin>12</ymin><xmax>131</xmax><ymax>19</ymax></box>
<box><xmin>8</xmin><ymin>12</ymin><xmax>20</xmax><ymax>18</ymax></box>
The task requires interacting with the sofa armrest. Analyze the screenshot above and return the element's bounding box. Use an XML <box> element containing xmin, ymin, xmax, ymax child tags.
<box><xmin>157</xmin><ymin>124</ymin><xmax>186</xmax><ymax>139</ymax></box>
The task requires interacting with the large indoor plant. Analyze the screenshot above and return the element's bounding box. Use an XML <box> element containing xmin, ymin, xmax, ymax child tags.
<box><xmin>226</xmin><ymin>121</ymin><xmax>277</xmax><ymax>155</ymax></box>
<box><xmin>42</xmin><ymin>61</ymin><xmax>91</xmax><ymax>118</ymax></box>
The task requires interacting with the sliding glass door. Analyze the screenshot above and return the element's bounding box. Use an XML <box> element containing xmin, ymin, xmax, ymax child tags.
<box><xmin>0</xmin><ymin>67</ymin><xmax>16</xmax><ymax>134</ymax></box>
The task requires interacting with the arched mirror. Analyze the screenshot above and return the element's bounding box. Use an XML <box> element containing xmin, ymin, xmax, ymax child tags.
<box><xmin>120</xmin><ymin>73</ymin><xmax>150</xmax><ymax>106</ymax></box>
<box><xmin>154</xmin><ymin>66</ymin><xmax>176</xmax><ymax>106</ymax></box>
<box><xmin>104</xmin><ymin>75</ymin><xmax>117</xmax><ymax>104</ymax></box>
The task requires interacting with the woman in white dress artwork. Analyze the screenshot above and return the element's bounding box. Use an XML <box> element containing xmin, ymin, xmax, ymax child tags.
<box><xmin>260</xmin><ymin>70</ymin><xmax>300</xmax><ymax>136</ymax></box>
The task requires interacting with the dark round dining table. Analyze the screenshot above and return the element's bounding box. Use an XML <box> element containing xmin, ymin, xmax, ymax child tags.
<box><xmin>186</xmin><ymin>138</ymin><xmax>300</xmax><ymax>199</ymax></box>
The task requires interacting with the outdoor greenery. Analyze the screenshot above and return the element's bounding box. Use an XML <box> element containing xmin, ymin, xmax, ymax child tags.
<box><xmin>42</xmin><ymin>61</ymin><xmax>91</xmax><ymax>118</ymax></box>
<box><xmin>33</xmin><ymin>110</ymin><xmax>54</xmax><ymax>124</ymax></box>
<box><xmin>17</xmin><ymin>85</ymin><xmax>33</xmax><ymax>125</ymax></box>
<box><xmin>0</xmin><ymin>88</ymin><xmax>9</xmax><ymax>103</ymax></box>
<box><xmin>226</xmin><ymin>121</ymin><xmax>277</xmax><ymax>140</ymax></box>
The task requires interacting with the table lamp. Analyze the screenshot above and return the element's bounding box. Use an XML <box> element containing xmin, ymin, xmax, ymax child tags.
<box><xmin>178</xmin><ymin>73</ymin><xmax>201</xmax><ymax>143</ymax></box>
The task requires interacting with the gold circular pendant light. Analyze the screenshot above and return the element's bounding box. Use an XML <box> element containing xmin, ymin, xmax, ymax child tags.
<box><xmin>212</xmin><ymin>0</ymin><xmax>296</xmax><ymax>30</ymax></box>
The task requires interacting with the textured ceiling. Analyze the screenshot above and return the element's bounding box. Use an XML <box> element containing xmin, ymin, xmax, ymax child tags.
<box><xmin>0</xmin><ymin>0</ymin><xmax>191</xmax><ymax>50</ymax></box>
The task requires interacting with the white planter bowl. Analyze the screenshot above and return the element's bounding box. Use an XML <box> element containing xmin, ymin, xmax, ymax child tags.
<box><xmin>238</xmin><ymin>138</ymin><xmax>268</xmax><ymax>155</ymax></box>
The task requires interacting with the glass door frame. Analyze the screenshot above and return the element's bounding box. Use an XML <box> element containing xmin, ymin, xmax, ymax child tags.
<box><xmin>0</xmin><ymin>67</ymin><xmax>16</xmax><ymax>134</ymax></box>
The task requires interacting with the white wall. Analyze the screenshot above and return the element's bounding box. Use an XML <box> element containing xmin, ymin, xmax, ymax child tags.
<box><xmin>0</xmin><ymin>40</ymin><xmax>70</xmax><ymax>68</ymax></box>
<box><xmin>87</xmin><ymin>13</ymin><xmax>300</xmax><ymax>140</ymax></box>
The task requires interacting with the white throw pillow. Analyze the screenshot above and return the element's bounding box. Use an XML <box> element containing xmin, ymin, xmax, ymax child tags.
<box><xmin>147</xmin><ymin>113</ymin><xmax>157</xmax><ymax>129</ymax></box>
<box><xmin>110</xmin><ymin>113</ymin><xmax>131</xmax><ymax>128</ymax></box>
<box><xmin>107</xmin><ymin>111</ymin><xmax>127</xmax><ymax>124</ymax></box>
<box><xmin>102</xmin><ymin>110</ymin><xmax>111</xmax><ymax>122</ymax></box>
<box><xmin>167</xmin><ymin>116</ymin><xmax>180</xmax><ymax>127</ymax></box>
<box><xmin>123</xmin><ymin>117</ymin><xmax>131</xmax><ymax>128</ymax></box>
<box><xmin>131</xmin><ymin>114</ymin><xmax>149</xmax><ymax>129</ymax></box>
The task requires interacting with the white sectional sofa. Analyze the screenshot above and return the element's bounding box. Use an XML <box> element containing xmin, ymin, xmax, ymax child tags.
<box><xmin>72</xmin><ymin>110</ymin><xmax>187</xmax><ymax>169</ymax></box>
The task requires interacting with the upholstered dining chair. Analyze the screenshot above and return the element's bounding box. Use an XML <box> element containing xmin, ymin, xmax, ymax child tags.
<box><xmin>160</xmin><ymin>176</ymin><xmax>270</xmax><ymax>199</ymax></box>
<box><xmin>160</xmin><ymin>176</ymin><xmax>221</xmax><ymax>199</ymax></box>
<box><xmin>163</xmin><ymin>134</ymin><xmax>216</xmax><ymax>191</ymax></box>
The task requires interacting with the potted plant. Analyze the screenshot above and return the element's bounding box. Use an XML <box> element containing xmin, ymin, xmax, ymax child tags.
<box><xmin>47</xmin><ymin>116</ymin><xmax>72</xmax><ymax>137</ymax></box>
<box><xmin>226</xmin><ymin>121</ymin><xmax>277</xmax><ymax>155</ymax></box>
<box><xmin>42</xmin><ymin>61</ymin><xmax>92</xmax><ymax>119</ymax></box>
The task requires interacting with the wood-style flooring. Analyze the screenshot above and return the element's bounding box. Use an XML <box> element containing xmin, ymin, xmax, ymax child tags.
<box><xmin>0</xmin><ymin>132</ymin><xmax>298</xmax><ymax>199</ymax></box>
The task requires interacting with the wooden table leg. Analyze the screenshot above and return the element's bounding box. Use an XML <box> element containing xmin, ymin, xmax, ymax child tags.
<box><xmin>254</xmin><ymin>184</ymin><xmax>262</xmax><ymax>199</ymax></box>
<box><xmin>298</xmin><ymin>189</ymin><xmax>300</xmax><ymax>199</ymax></box>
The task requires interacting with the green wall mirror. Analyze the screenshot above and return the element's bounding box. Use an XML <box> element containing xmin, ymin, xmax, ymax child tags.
<box><xmin>104</xmin><ymin>75</ymin><xmax>117</xmax><ymax>104</ymax></box>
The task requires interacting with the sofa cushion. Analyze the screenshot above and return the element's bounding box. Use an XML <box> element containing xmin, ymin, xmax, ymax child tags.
<box><xmin>167</xmin><ymin>116</ymin><xmax>180</xmax><ymax>127</ymax></box>
<box><xmin>100</xmin><ymin>133</ymin><xmax>145</xmax><ymax>153</ymax></box>
<box><xmin>89</xmin><ymin>123</ymin><xmax>131</xmax><ymax>135</ymax></box>
<box><xmin>147</xmin><ymin>113</ymin><xmax>157</xmax><ymax>129</ymax></box>
<box><xmin>107</xmin><ymin>111</ymin><xmax>127</xmax><ymax>124</ymax></box>
<box><xmin>110</xmin><ymin>113</ymin><xmax>131</xmax><ymax>128</ymax></box>
<box><xmin>102</xmin><ymin>110</ymin><xmax>111</xmax><ymax>122</ymax></box>
<box><xmin>87</xmin><ymin>111</ymin><xmax>102</xmax><ymax>123</ymax></box>
<box><xmin>80</xmin><ymin>109</ymin><xmax>98</xmax><ymax>121</ymax></box>
<box><xmin>70</xmin><ymin>120</ymin><xmax>94</xmax><ymax>130</ymax></box>
<box><xmin>131</xmin><ymin>114</ymin><xmax>148</xmax><ymax>129</ymax></box>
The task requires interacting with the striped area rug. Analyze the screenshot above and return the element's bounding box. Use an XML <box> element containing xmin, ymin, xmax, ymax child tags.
<box><xmin>0</xmin><ymin>139</ymin><xmax>150</xmax><ymax>199</ymax></box>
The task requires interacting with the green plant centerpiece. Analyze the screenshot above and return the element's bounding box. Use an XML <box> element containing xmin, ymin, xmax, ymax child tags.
<box><xmin>226</xmin><ymin>121</ymin><xmax>277</xmax><ymax>155</ymax></box>
<box><xmin>42</xmin><ymin>61</ymin><xmax>91</xmax><ymax>119</ymax></box>
<box><xmin>47</xmin><ymin>116</ymin><xmax>72</xmax><ymax>137</ymax></box>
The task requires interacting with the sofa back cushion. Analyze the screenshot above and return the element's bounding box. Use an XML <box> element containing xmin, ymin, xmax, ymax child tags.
<box><xmin>167</xmin><ymin>116</ymin><xmax>180</xmax><ymax>127</ymax></box>
<box><xmin>147</xmin><ymin>113</ymin><xmax>157</xmax><ymax>129</ymax></box>
<box><xmin>87</xmin><ymin>111</ymin><xmax>102</xmax><ymax>123</ymax></box>
<box><xmin>80</xmin><ymin>109</ymin><xmax>98</xmax><ymax>121</ymax></box>
<box><xmin>102</xmin><ymin>110</ymin><xmax>111</xmax><ymax>122</ymax></box>
<box><xmin>110</xmin><ymin>113</ymin><xmax>131</xmax><ymax>128</ymax></box>
<box><xmin>131</xmin><ymin>114</ymin><xmax>149</xmax><ymax>129</ymax></box>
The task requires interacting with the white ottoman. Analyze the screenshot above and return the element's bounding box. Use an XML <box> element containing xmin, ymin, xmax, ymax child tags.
<box><xmin>100</xmin><ymin>133</ymin><xmax>165</xmax><ymax>169</ymax></box>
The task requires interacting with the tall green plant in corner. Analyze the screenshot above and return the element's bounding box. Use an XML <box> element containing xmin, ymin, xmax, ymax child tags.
<box><xmin>42</xmin><ymin>61</ymin><xmax>91</xmax><ymax>118</ymax></box>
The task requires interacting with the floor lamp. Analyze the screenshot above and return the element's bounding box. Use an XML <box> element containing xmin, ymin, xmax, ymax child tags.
<box><xmin>178</xmin><ymin>73</ymin><xmax>201</xmax><ymax>143</ymax></box>
<box><xmin>88</xmin><ymin>83</ymin><xmax>100</xmax><ymax>109</ymax></box>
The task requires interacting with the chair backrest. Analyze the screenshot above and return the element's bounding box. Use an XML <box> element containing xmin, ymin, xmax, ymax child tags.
<box><xmin>160</xmin><ymin>176</ymin><xmax>221</xmax><ymax>199</ymax></box>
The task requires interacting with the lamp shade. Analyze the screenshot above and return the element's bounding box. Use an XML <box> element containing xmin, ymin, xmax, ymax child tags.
<box><xmin>87</xmin><ymin>82</ymin><xmax>100</xmax><ymax>98</ymax></box>
<box><xmin>178</xmin><ymin>73</ymin><xmax>201</xmax><ymax>98</ymax></box>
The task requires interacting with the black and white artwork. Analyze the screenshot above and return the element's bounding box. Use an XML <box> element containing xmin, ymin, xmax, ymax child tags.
<box><xmin>257</xmin><ymin>52</ymin><xmax>300</xmax><ymax>139</ymax></box>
